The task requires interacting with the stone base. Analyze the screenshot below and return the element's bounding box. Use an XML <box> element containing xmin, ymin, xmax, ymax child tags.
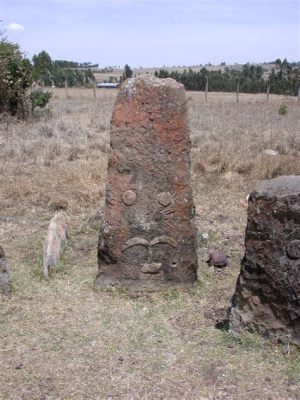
<box><xmin>95</xmin><ymin>272</ymin><xmax>196</xmax><ymax>293</ymax></box>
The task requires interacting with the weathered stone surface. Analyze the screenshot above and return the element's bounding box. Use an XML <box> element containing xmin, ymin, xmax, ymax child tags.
<box><xmin>0</xmin><ymin>245</ymin><xmax>11</xmax><ymax>295</ymax></box>
<box><xmin>229</xmin><ymin>175</ymin><xmax>300</xmax><ymax>345</ymax></box>
<box><xmin>43</xmin><ymin>212</ymin><xmax>68</xmax><ymax>277</ymax></box>
<box><xmin>96</xmin><ymin>75</ymin><xmax>198</xmax><ymax>290</ymax></box>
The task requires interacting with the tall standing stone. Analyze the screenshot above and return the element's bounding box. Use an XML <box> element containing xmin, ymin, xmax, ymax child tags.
<box><xmin>96</xmin><ymin>76</ymin><xmax>198</xmax><ymax>290</ymax></box>
<box><xmin>229</xmin><ymin>176</ymin><xmax>300</xmax><ymax>345</ymax></box>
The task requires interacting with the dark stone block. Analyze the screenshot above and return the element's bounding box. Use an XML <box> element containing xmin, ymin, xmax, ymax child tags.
<box><xmin>229</xmin><ymin>176</ymin><xmax>300</xmax><ymax>346</ymax></box>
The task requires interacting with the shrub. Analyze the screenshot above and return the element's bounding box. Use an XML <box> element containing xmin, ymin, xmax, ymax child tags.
<box><xmin>0</xmin><ymin>35</ymin><xmax>52</xmax><ymax>119</ymax></box>
<box><xmin>278</xmin><ymin>103</ymin><xmax>288</xmax><ymax>116</ymax></box>
<box><xmin>30</xmin><ymin>89</ymin><xmax>52</xmax><ymax>112</ymax></box>
<box><xmin>0</xmin><ymin>35</ymin><xmax>33</xmax><ymax>118</ymax></box>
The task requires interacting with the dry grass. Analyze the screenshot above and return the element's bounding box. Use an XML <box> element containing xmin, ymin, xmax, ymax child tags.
<box><xmin>0</xmin><ymin>89</ymin><xmax>299</xmax><ymax>400</ymax></box>
<box><xmin>189</xmin><ymin>92</ymin><xmax>300</xmax><ymax>180</ymax></box>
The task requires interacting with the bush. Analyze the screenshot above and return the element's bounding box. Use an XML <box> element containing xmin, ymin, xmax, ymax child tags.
<box><xmin>30</xmin><ymin>89</ymin><xmax>52</xmax><ymax>112</ymax></box>
<box><xmin>278</xmin><ymin>103</ymin><xmax>288</xmax><ymax>116</ymax></box>
<box><xmin>0</xmin><ymin>35</ymin><xmax>33</xmax><ymax>118</ymax></box>
<box><xmin>0</xmin><ymin>35</ymin><xmax>52</xmax><ymax>119</ymax></box>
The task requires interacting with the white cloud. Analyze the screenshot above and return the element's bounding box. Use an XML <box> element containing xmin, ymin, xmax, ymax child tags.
<box><xmin>6</xmin><ymin>22</ymin><xmax>25</xmax><ymax>31</ymax></box>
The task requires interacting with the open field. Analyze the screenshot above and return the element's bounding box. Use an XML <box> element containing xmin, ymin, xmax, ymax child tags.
<box><xmin>0</xmin><ymin>89</ymin><xmax>300</xmax><ymax>399</ymax></box>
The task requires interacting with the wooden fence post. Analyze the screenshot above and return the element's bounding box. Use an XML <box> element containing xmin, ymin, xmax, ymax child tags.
<box><xmin>64</xmin><ymin>78</ymin><xmax>68</xmax><ymax>99</ymax></box>
<box><xmin>93</xmin><ymin>79</ymin><xmax>96</xmax><ymax>99</ymax></box>
<box><xmin>266</xmin><ymin>77</ymin><xmax>270</xmax><ymax>103</ymax></box>
<box><xmin>205</xmin><ymin>76</ymin><xmax>208</xmax><ymax>103</ymax></box>
<box><xmin>236</xmin><ymin>76</ymin><xmax>240</xmax><ymax>103</ymax></box>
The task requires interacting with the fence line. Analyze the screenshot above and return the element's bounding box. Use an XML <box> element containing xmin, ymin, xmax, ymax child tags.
<box><xmin>48</xmin><ymin>85</ymin><xmax>300</xmax><ymax>103</ymax></box>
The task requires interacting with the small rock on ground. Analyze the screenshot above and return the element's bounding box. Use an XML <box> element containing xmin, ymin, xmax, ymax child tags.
<box><xmin>207</xmin><ymin>249</ymin><xmax>228</xmax><ymax>268</ymax></box>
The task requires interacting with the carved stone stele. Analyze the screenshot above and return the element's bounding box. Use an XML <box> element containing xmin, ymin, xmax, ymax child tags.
<box><xmin>229</xmin><ymin>176</ymin><xmax>300</xmax><ymax>345</ymax></box>
<box><xmin>96</xmin><ymin>76</ymin><xmax>198</xmax><ymax>290</ymax></box>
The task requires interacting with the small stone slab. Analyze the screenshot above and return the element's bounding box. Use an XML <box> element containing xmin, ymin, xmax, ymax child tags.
<box><xmin>229</xmin><ymin>175</ymin><xmax>300</xmax><ymax>345</ymax></box>
<box><xmin>96</xmin><ymin>75</ymin><xmax>198</xmax><ymax>290</ymax></box>
<box><xmin>43</xmin><ymin>212</ymin><xmax>68</xmax><ymax>277</ymax></box>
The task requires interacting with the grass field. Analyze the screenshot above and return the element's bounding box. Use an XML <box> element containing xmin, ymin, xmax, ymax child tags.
<box><xmin>0</xmin><ymin>89</ymin><xmax>300</xmax><ymax>399</ymax></box>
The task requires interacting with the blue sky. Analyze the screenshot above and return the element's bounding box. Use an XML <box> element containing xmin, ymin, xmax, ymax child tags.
<box><xmin>1</xmin><ymin>0</ymin><xmax>299</xmax><ymax>67</ymax></box>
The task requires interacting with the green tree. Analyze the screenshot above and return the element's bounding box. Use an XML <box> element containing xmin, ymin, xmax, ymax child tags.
<box><xmin>32</xmin><ymin>50</ymin><xmax>52</xmax><ymax>85</ymax></box>
<box><xmin>275</xmin><ymin>58</ymin><xmax>282</xmax><ymax>69</ymax></box>
<box><xmin>121</xmin><ymin>64</ymin><xmax>133</xmax><ymax>81</ymax></box>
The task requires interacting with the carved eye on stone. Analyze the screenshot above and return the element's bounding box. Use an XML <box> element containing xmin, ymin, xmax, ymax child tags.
<box><xmin>157</xmin><ymin>192</ymin><xmax>173</xmax><ymax>207</ymax></box>
<box><xmin>122</xmin><ymin>190</ymin><xmax>137</xmax><ymax>206</ymax></box>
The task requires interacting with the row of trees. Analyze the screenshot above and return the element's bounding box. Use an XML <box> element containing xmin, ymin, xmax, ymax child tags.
<box><xmin>32</xmin><ymin>51</ymin><xmax>95</xmax><ymax>87</ymax></box>
<box><xmin>155</xmin><ymin>62</ymin><xmax>300</xmax><ymax>95</ymax></box>
<box><xmin>53</xmin><ymin>60</ymin><xmax>98</xmax><ymax>69</ymax></box>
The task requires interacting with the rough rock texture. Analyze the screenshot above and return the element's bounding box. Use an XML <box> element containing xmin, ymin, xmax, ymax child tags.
<box><xmin>43</xmin><ymin>212</ymin><xmax>68</xmax><ymax>277</ymax></box>
<box><xmin>207</xmin><ymin>249</ymin><xmax>228</xmax><ymax>268</ymax></box>
<box><xmin>229</xmin><ymin>176</ymin><xmax>300</xmax><ymax>345</ymax></box>
<box><xmin>0</xmin><ymin>245</ymin><xmax>11</xmax><ymax>295</ymax></box>
<box><xmin>96</xmin><ymin>75</ymin><xmax>198</xmax><ymax>290</ymax></box>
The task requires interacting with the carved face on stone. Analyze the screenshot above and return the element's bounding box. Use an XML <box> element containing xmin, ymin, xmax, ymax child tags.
<box><xmin>97</xmin><ymin>75</ymin><xmax>198</xmax><ymax>289</ymax></box>
<box><xmin>120</xmin><ymin>187</ymin><xmax>178</xmax><ymax>274</ymax></box>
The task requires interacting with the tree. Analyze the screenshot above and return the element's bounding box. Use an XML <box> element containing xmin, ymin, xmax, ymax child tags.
<box><xmin>122</xmin><ymin>64</ymin><xmax>133</xmax><ymax>82</ymax></box>
<box><xmin>275</xmin><ymin>58</ymin><xmax>282</xmax><ymax>69</ymax></box>
<box><xmin>32</xmin><ymin>52</ymin><xmax>95</xmax><ymax>88</ymax></box>
<box><xmin>32</xmin><ymin>50</ymin><xmax>52</xmax><ymax>85</ymax></box>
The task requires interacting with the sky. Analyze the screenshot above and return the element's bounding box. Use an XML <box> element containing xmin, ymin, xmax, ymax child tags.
<box><xmin>1</xmin><ymin>0</ymin><xmax>299</xmax><ymax>67</ymax></box>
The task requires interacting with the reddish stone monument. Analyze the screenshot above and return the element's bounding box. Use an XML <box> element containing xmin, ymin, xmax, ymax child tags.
<box><xmin>96</xmin><ymin>76</ymin><xmax>198</xmax><ymax>290</ymax></box>
<box><xmin>229</xmin><ymin>176</ymin><xmax>300</xmax><ymax>345</ymax></box>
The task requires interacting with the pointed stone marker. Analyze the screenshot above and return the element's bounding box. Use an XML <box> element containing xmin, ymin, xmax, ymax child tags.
<box><xmin>96</xmin><ymin>76</ymin><xmax>198</xmax><ymax>290</ymax></box>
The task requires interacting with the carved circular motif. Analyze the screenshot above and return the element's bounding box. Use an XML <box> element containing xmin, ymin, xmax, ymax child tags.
<box><xmin>287</xmin><ymin>240</ymin><xmax>300</xmax><ymax>260</ymax></box>
<box><xmin>122</xmin><ymin>190</ymin><xmax>137</xmax><ymax>206</ymax></box>
<box><xmin>157</xmin><ymin>192</ymin><xmax>173</xmax><ymax>207</ymax></box>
